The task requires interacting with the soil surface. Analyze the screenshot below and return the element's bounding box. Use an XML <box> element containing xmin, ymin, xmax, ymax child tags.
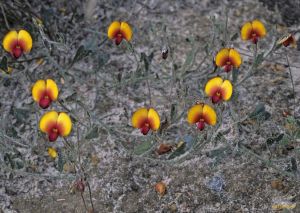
<box><xmin>0</xmin><ymin>0</ymin><xmax>300</xmax><ymax>213</ymax></box>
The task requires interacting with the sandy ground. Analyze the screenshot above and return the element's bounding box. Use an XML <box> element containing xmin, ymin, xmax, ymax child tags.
<box><xmin>1</xmin><ymin>0</ymin><xmax>300</xmax><ymax>212</ymax></box>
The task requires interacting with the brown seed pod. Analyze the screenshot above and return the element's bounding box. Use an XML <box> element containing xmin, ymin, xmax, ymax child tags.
<box><xmin>156</xmin><ymin>144</ymin><xmax>172</xmax><ymax>155</ymax></box>
<box><xmin>277</xmin><ymin>34</ymin><xmax>297</xmax><ymax>48</ymax></box>
<box><xmin>155</xmin><ymin>181</ymin><xmax>166</xmax><ymax>196</ymax></box>
<box><xmin>75</xmin><ymin>179</ymin><xmax>85</xmax><ymax>192</ymax></box>
<box><xmin>282</xmin><ymin>110</ymin><xmax>291</xmax><ymax>117</ymax></box>
<box><xmin>161</xmin><ymin>46</ymin><xmax>168</xmax><ymax>59</ymax></box>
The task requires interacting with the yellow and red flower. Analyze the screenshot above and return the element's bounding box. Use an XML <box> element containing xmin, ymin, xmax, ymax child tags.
<box><xmin>205</xmin><ymin>77</ymin><xmax>233</xmax><ymax>104</ymax></box>
<box><xmin>215</xmin><ymin>48</ymin><xmax>242</xmax><ymax>72</ymax></box>
<box><xmin>187</xmin><ymin>103</ymin><xmax>217</xmax><ymax>131</ymax></box>
<box><xmin>277</xmin><ymin>34</ymin><xmax>297</xmax><ymax>48</ymax></box>
<box><xmin>40</xmin><ymin>111</ymin><xmax>72</xmax><ymax>142</ymax></box>
<box><xmin>2</xmin><ymin>30</ymin><xmax>32</xmax><ymax>58</ymax></box>
<box><xmin>107</xmin><ymin>21</ymin><xmax>132</xmax><ymax>45</ymax></box>
<box><xmin>241</xmin><ymin>20</ymin><xmax>266</xmax><ymax>44</ymax></box>
<box><xmin>32</xmin><ymin>79</ymin><xmax>59</xmax><ymax>109</ymax></box>
<box><xmin>131</xmin><ymin>108</ymin><xmax>160</xmax><ymax>135</ymax></box>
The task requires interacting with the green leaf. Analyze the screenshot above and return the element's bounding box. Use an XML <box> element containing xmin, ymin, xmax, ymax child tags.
<box><xmin>253</xmin><ymin>53</ymin><xmax>264</xmax><ymax>67</ymax></box>
<box><xmin>57</xmin><ymin>149</ymin><xmax>64</xmax><ymax>172</ymax></box>
<box><xmin>13</xmin><ymin>107</ymin><xmax>30</xmax><ymax>123</ymax></box>
<box><xmin>96</xmin><ymin>52</ymin><xmax>110</xmax><ymax>69</ymax></box>
<box><xmin>249</xmin><ymin>103</ymin><xmax>271</xmax><ymax>121</ymax></box>
<box><xmin>266</xmin><ymin>133</ymin><xmax>284</xmax><ymax>145</ymax></box>
<box><xmin>69</xmin><ymin>45</ymin><xmax>91</xmax><ymax>67</ymax></box>
<box><xmin>230</xmin><ymin>33</ymin><xmax>239</xmax><ymax>41</ymax></box>
<box><xmin>0</xmin><ymin>56</ymin><xmax>8</xmax><ymax>73</ymax></box>
<box><xmin>133</xmin><ymin>140</ymin><xmax>154</xmax><ymax>155</ymax></box>
<box><xmin>168</xmin><ymin>141</ymin><xmax>185</xmax><ymax>159</ymax></box>
<box><xmin>232</xmin><ymin>67</ymin><xmax>239</xmax><ymax>83</ymax></box>
<box><xmin>182</xmin><ymin>38</ymin><xmax>197</xmax><ymax>73</ymax></box>
<box><xmin>85</xmin><ymin>126</ymin><xmax>99</xmax><ymax>140</ymax></box>
<box><xmin>170</xmin><ymin>103</ymin><xmax>177</xmax><ymax>122</ymax></box>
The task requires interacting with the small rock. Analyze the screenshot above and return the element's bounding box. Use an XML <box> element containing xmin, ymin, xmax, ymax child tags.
<box><xmin>155</xmin><ymin>181</ymin><xmax>166</xmax><ymax>196</ymax></box>
<box><xmin>207</xmin><ymin>176</ymin><xmax>225</xmax><ymax>192</ymax></box>
<box><xmin>156</xmin><ymin>144</ymin><xmax>172</xmax><ymax>155</ymax></box>
<box><xmin>271</xmin><ymin>179</ymin><xmax>284</xmax><ymax>190</ymax></box>
<box><xmin>168</xmin><ymin>203</ymin><xmax>177</xmax><ymax>212</ymax></box>
<box><xmin>63</xmin><ymin>162</ymin><xmax>76</xmax><ymax>173</ymax></box>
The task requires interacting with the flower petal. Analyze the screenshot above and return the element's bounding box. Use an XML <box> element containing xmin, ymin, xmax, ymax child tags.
<box><xmin>220</xmin><ymin>80</ymin><xmax>233</xmax><ymax>101</ymax></box>
<box><xmin>187</xmin><ymin>104</ymin><xmax>203</xmax><ymax>124</ymax></box>
<box><xmin>205</xmin><ymin>77</ymin><xmax>223</xmax><ymax>97</ymax></box>
<box><xmin>120</xmin><ymin>22</ymin><xmax>132</xmax><ymax>41</ymax></box>
<box><xmin>17</xmin><ymin>30</ymin><xmax>32</xmax><ymax>53</ymax></box>
<box><xmin>229</xmin><ymin>49</ymin><xmax>242</xmax><ymax>67</ymax></box>
<box><xmin>46</xmin><ymin>79</ymin><xmax>59</xmax><ymax>101</ymax></box>
<box><xmin>252</xmin><ymin>20</ymin><xmax>266</xmax><ymax>38</ymax></box>
<box><xmin>40</xmin><ymin>111</ymin><xmax>58</xmax><ymax>134</ymax></box>
<box><xmin>202</xmin><ymin>104</ymin><xmax>217</xmax><ymax>125</ymax></box>
<box><xmin>3</xmin><ymin>30</ymin><xmax>18</xmax><ymax>53</ymax></box>
<box><xmin>57</xmin><ymin>112</ymin><xmax>72</xmax><ymax>137</ymax></box>
<box><xmin>32</xmin><ymin>80</ymin><xmax>46</xmax><ymax>102</ymax></box>
<box><xmin>215</xmin><ymin>48</ymin><xmax>229</xmax><ymax>67</ymax></box>
<box><xmin>148</xmin><ymin>108</ymin><xmax>160</xmax><ymax>130</ymax></box>
<box><xmin>132</xmin><ymin>108</ymin><xmax>148</xmax><ymax>128</ymax></box>
<box><xmin>107</xmin><ymin>21</ymin><xmax>121</xmax><ymax>39</ymax></box>
<box><xmin>241</xmin><ymin>22</ymin><xmax>252</xmax><ymax>40</ymax></box>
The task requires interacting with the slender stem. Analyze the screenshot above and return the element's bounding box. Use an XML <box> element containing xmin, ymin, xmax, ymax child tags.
<box><xmin>285</xmin><ymin>53</ymin><xmax>296</xmax><ymax>117</ymax></box>
<box><xmin>237</xmin><ymin>43</ymin><xmax>258</xmax><ymax>86</ymax></box>
<box><xmin>80</xmin><ymin>192</ymin><xmax>88</xmax><ymax>211</ymax></box>
<box><xmin>224</xmin><ymin>6</ymin><xmax>229</xmax><ymax>46</ymax></box>
<box><xmin>0</xmin><ymin>4</ymin><xmax>10</xmax><ymax>30</ymax></box>
<box><xmin>146</xmin><ymin>78</ymin><xmax>152</xmax><ymax>106</ymax></box>
<box><xmin>86</xmin><ymin>181</ymin><xmax>95</xmax><ymax>212</ymax></box>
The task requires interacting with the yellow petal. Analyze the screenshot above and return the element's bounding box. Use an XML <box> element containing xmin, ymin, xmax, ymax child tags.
<box><xmin>46</xmin><ymin>79</ymin><xmax>59</xmax><ymax>101</ymax></box>
<box><xmin>120</xmin><ymin>22</ymin><xmax>132</xmax><ymax>41</ymax></box>
<box><xmin>132</xmin><ymin>108</ymin><xmax>148</xmax><ymax>128</ymax></box>
<box><xmin>252</xmin><ymin>20</ymin><xmax>266</xmax><ymax>38</ymax></box>
<box><xmin>220</xmin><ymin>80</ymin><xmax>233</xmax><ymax>101</ymax></box>
<box><xmin>229</xmin><ymin>49</ymin><xmax>242</xmax><ymax>67</ymax></box>
<box><xmin>241</xmin><ymin>22</ymin><xmax>252</xmax><ymax>40</ymax></box>
<box><xmin>107</xmin><ymin>21</ymin><xmax>121</xmax><ymax>39</ymax></box>
<box><xmin>215</xmin><ymin>48</ymin><xmax>229</xmax><ymax>67</ymax></box>
<box><xmin>148</xmin><ymin>108</ymin><xmax>160</xmax><ymax>130</ymax></box>
<box><xmin>57</xmin><ymin>112</ymin><xmax>72</xmax><ymax>137</ymax></box>
<box><xmin>3</xmin><ymin>30</ymin><xmax>18</xmax><ymax>53</ymax></box>
<box><xmin>202</xmin><ymin>104</ymin><xmax>217</xmax><ymax>125</ymax></box>
<box><xmin>48</xmin><ymin>147</ymin><xmax>58</xmax><ymax>159</ymax></box>
<box><xmin>32</xmin><ymin>80</ymin><xmax>46</xmax><ymax>102</ymax></box>
<box><xmin>205</xmin><ymin>77</ymin><xmax>223</xmax><ymax>97</ymax></box>
<box><xmin>187</xmin><ymin>104</ymin><xmax>203</xmax><ymax>124</ymax></box>
<box><xmin>40</xmin><ymin>111</ymin><xmax>58</xmax><ymax>134</ymax></box>
<box><xmin>18</xmin><ymin>30</ymin><xmax>32</xmax><ymax>53</ymax></box>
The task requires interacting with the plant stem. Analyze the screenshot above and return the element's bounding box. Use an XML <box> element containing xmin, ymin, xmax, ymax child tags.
<box><xmin>80</xmin><ymin>192</ymin><xmax>88</xmax><ymax>211</ymax></box>
<box><xmin>86</xmin><ymin>181</ymin><xmax>95</xmax><ymax>212</ymax></box>
<box><xmin>285</xmin><ymin>53</ymin><xmax>296</xmax><ymax>117</ymax></box>
<box><xmin>0</xmin><ymin>4</ymin><xmax>10</xmax><ymax>30</ymax></box>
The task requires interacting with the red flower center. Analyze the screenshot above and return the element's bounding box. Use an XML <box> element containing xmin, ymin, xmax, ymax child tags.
<box><xmin>12</xmin><ymin>45</ymin><xmax>23</xmax><ymax>59</ymax></box>
<box><xmin>224</xmin><ymin>61</ymin><xmax>232</xmax><ymax>72</ymax></box>
<box><xmin>115</xmin><ymin>32</ymin><xmax>123</xmax><ymax>45</ymax></box>
<box><xmin>140</xmin><ymin>122</ymin><xmax>150</xmax><ymax>135</ymax></box>
<box><xmin>196</xmin><ymin>118</ymin><xmax>205</xmax><ymax>131</ymax></box>
<box><xmin>39</xmin><ymin>95</ymin><xmax>52</xmax><ymax>109</ymax></box>
<box><xmin>49</xmin><ymin>127</ymin><xmax>59</xmax><ymax>142</ymax></box>
<box><xmin>251</xmin><ymin>32</ymin><xmax>258</xmax><ymax>44</ymax></box>
<box><xmin>212</xmin><ymin>91</ymin><xmax>222</xmax><ymax>104</ymax></box>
